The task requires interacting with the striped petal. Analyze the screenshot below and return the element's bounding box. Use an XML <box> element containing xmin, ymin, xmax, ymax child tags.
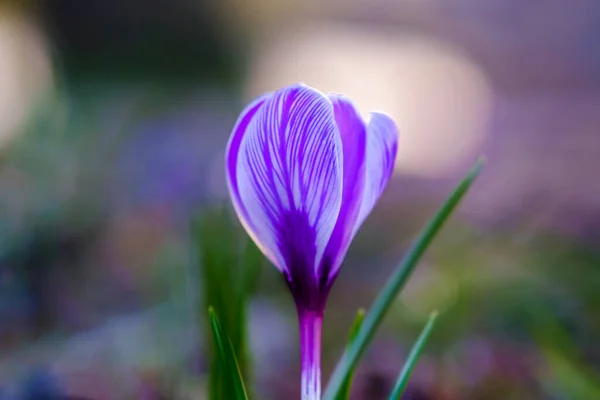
<box><xmin>353</xmin><ymin>112</ymin><xmax>399</xmax><ymax>233</ymax></box>
<box><xmin>321</xmin><ymin>94</ymin><xmax>367</xmax><ymax>279</ymax></box>
<box><xmin>235</xmin><ymin>84</ymin><xmax>344</xmax><ymax>284</ymax></box>
<box><xmin>225</xmin><ymin>93</ymin><xmax>272</xmax><ymax>251</ymax></box>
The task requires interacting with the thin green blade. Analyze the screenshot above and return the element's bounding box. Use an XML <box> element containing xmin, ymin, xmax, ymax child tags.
<box><xmin>323</xmin><ymin>158</ymin><xmax>484</xmax><ymax>400</ymax></box>
<box><xmin>388</xmin><ymin>311</ymin><xmax>438</xmax><ymax>400</ymax></box>
<box><xmin>194</xmin><ymin>208</ymin><xmax>263</xmax><ymax>398</ymax></box>
<box><xmin>335</xmin><ymin>308</ymin><xmax>366</xmax><ymax>400</ymax></box>
<box><xmin>208</xmin><ymin>307</ymin><xmax>249</xmax><ymax>400</ymax></box>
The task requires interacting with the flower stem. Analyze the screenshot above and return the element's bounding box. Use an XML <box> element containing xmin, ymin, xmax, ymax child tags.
<box><xmin>298</xmin><ymin>310</ymin><xmax>323</xmax><ymax>400</ymax></box>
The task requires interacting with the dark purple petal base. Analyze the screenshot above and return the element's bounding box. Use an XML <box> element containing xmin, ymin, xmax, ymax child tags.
<box><xmin>277</xmin><ymin>208</ymin><xmax>334</xmax><ymax>313</ymax></box>
<box><xmin>283</xmin><ymin>250</ymin><xmax>333</xmax><ymax>314</ymax></box>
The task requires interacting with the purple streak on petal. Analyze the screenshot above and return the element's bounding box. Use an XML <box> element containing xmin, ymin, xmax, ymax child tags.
<box><xmin>322</xmin><ymin>94</ymin><xmax>367</xmax><ymax>281</ymax></box>
<box><xmin>353</xmin><ymin>112</ymin><xmax>399</xmax><ymax>233</ymax></box>
<box><xmin>226</xmin><ymin>93</ymin><xmax>272</xmax><ymax>258</ymax></box>
<box><xmin>298</xmin><ymin>310</ymin><xmax>322</xmax><ymax>400</ymax></box>
<box><xmin>236</xmin><ymin>84</ymin><xmax>343</xmax><ymax>296</ymax></box>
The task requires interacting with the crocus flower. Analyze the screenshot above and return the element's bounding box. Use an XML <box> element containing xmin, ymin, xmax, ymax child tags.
<box><xmin>226</xmin><ymin>83</ymin><xmax>398</xmax><ymax>399</ymax></box>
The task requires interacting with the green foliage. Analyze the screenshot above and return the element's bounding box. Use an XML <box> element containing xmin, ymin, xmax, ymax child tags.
<box><xmin>193</xmin><ymin>207</ymin><xmax>263</xmax><ymax>399</ymax></box>
<box><xmin>336</xmin><ymin>308</ymin><xmax>365</xmax><ymax>400</ymax></box>
<box><xmin>208</xmin><ymin>307</ymin><xmax>249</xmax><ymax>400</ymax></box>
<box><xmin>323</xmin><ymin>158</ymin><xmax>484</xmax><ymax>400</ymax></box>
<box><xmin>541</xmin><ymin>348</ymin><xmax>600</xmax><ymax>399</ymax></box>
<box><xmin>388</xmin><ymin>312</ymin><xmax>438</xmax><ymax>400</ymax></box>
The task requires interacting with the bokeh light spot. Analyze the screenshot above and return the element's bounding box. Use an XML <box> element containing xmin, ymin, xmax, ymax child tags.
<box><xmin>247</xmin><ymin>23</ymin><xmax>492</xmax><ymax>177</ymax></box>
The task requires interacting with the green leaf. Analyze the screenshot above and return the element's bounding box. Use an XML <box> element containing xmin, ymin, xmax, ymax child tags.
<box><xmin>388</xmin><ymin>311</ymin><xmax>438</xmax><ymax>400</ymax></box>
<box><xmin>335</xmin><ymin>308</ymin><xmax>366</xmax><ymax>400</ymax></box>
<box><xmin>208</xmin><ymin>307</ymin><xmax>249</xmax><ymax>400</ymax></box>
<box><xmin>193</xmin><ymin>207</ymin><xmax>264</xmax><ymax>399</ymax></box>
<box><xmin>323</xmin><ymin>158</ymin><xmax>484</xmax><ymax>400</ymax></box>
<box><xmin>347</xmin><ymin>308</ymin><xmax>366</xmax><ymax>347</ymax></box>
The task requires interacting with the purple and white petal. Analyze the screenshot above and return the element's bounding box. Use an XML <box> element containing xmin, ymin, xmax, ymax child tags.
<box><xmin>321</xmin><ymin>94</ymin><xmax>367</xmax><ymax>277</ymax></box>
<box><xmin>353</xmin><ymin>112</ymin><xmax>399</xmax><ymax>233</ymax></box>
<box><xmin>225</xmin><ymin>93</ymin><xmax>272</xmax><ymax>245</ymax></box>
<box><xmin>236</xmin><ymin>84</ymin><xmax>344</xmax><ymax>275</ymax></box>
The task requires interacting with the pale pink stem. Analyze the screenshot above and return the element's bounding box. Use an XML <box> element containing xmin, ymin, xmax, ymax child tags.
<box><xmin>298</xmin><ymin>310</ymin><xmax>323</xmax><ymax>400</ymax></box>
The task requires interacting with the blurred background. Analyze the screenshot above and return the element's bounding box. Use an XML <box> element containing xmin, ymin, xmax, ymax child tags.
<box><xmin>0</xmin><ymin>0</ymin><xmax>599</xmax><ymax>399</ymax></box>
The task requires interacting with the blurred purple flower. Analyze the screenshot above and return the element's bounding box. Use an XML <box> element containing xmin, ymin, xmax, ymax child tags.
<box><xmin>226</xmin><ymin>83</ymin><xmax>398</xmax><ymax>399</ymax></box>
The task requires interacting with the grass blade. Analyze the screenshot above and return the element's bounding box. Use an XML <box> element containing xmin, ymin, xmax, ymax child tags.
<box><xmin>194</xmin><ymin>208</ymin><xmax>263</xmax><ymax>398</ymax></box>
<box><xmin>323</xmin><ymin>158</ymin><xmax>484</xmax><ymax>400</ymax></box>
<box><xmin>208</xmin><ymin>307</ymin><xmax>249</xmax><ymax>400</ymax></box>
<box><xmin>335</xmin><ymin>308</ymin><xmax>366</xmax><ymax>400</ymax></box>
<box><xmin>388</xmin><ymin>311</ymin><xmax>438</xmax><ymax>400</ymax></box>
